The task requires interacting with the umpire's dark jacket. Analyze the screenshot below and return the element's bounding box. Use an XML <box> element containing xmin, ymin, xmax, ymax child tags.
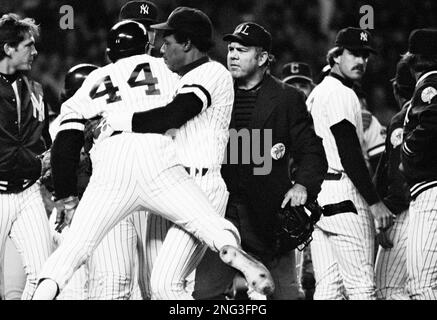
<box><xmin>221</xmin><ymin>74</ymin><xmax>327</xmax><ymax>252</ymax></box>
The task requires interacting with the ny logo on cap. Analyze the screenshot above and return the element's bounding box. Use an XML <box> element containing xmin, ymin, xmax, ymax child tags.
<box><xmin>235</xmin><ymin>24</ymin><xmax>250</xmax><ymax>36</ymax></box>
<box><xmin>360</xmin><ymin>31</ymin><xmax>368</xmax><ymax>42</ymax></box>
<box><xmin>140</xmin><ymin>4</ymin><xmax>149</xmax><ymax>15</ymax></box>
<box><xmin>290</xmin><ymin>63</ymin><xmax>300</xmax><ymax>74</ymax></box>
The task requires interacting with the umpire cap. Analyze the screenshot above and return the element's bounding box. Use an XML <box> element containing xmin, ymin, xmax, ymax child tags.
<box><xmin>106</xmin><ymin>20</ymin><xmax>148</xmax><ymax>63</ymax></box>
<box><xmin>61</xmin><ymin>63</ymin><xmax>98</xmax><ymax>102</ymax></box>
<box><xmin>119</xmin><ymin>1</ymin><xmax>158</xmax><ymax>27</ymax></box>
<box><xmin>282</xmin><ymin>62</ymin><xmax>314</xmax><ymax>84</ymax></box>
<box><xmin>408</xmin><ymin>28</ymin><xmax>437</xmax><ymax>55</ymax></box>
<box><xmin>335</xmin><ymin>27</ymin><xmax>377</xmax><ymax>54</ymax></box>
<box><xmin>223</xmin><ymin>22</ymin><xmax>272</xmax><ymax>53</ymax></box>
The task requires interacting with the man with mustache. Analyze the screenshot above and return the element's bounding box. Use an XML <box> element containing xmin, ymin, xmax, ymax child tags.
<box><xmin>306</xmin><ymin>27</ymin><xmax>395</xmax><ymax>299</ymax></box>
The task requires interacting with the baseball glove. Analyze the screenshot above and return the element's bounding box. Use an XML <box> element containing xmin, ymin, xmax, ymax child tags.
<box><xmin>275</xmin><ymin>201</ymin><xmax>323</xmax><ymax>253</ymax></box>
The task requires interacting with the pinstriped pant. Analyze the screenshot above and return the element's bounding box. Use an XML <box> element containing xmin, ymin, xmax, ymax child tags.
<box><xmin>311</xmin><ymin>177</ymin><xmax>376</xmax><ymax>300</ymax></box>
<box><xmin>375</xmin><ymin>209</ymin><xmax>409</xmax><ymax>300</ymax></box>
<box><xmin>147</xmin><ymin>169</ymin><xmax>228</xmax><ymax>300</ymax></box>
<box><xmin>0</xmin><ymin>183</ymin><xmax>53</xmax><ymax>300</ymax></box>
<box><xmin>37</xmin><ymin>136</ymin><xmax>240</xmax><ymax>292</ymax></box>
<box><xmin>407</xmin><ymin>187</ymin><xmax>437</xmax><ymax>300</ymax></box>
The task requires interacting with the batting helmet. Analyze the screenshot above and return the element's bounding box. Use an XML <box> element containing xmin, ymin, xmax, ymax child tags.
<box><xmin>61</xmin><ymin>63</ymin><xmax>98</xmax><ymax>102</ymax></box>
<box><xmin>106</xmin><ymin>20</ymin><xmax>148</xmax><ymax>63</ymax></box>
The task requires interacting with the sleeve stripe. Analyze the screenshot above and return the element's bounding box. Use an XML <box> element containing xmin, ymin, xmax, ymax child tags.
<box><xmin>403</xmin><ymin>142</ymin><xmax>413</xmax><ymax>156</ymax></box>
<box><xmin>60</xmin><ymin>118</ymin><xmax>87</xmax><ymax>126</ymax></box>
<box><xmin>368</xmin><ymin>143</ymin><xmax>385</xmax><ymax>157</ymax></box>
<box><xmin>59</xmin><ymin>122</ymin><xmax>85</xmax><ymax>132</ymax></box>
<box><xmin>181</xmin><ymin>84</ymin><xmax>211</xmax><ymax>107</ymax></box>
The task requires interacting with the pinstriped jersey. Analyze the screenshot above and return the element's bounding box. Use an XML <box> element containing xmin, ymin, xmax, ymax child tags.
<box><xmin>306</xmin><ymin>75</ymin><xmax>364</xmax><ymax>173</ymax></box>
<box><xmin>363</xmin><ymin>111</ymin><xmax>386</xmax><ymax>160</ymax></box>
<box><xmin>172</xmin><ymin>60</ymin><xmax>234</xmax><ymax>168</ymax></box>
<box><xmin>58</xmin><ymin>54</ymin><xmax>178</xmax><ymax>133</ymax></box>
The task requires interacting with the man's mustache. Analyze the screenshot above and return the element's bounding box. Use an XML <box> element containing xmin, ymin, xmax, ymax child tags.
<box><xmin>353</xmin><ymin>65</ymin><xmax>364</xmax><ymax>72</ymax></box>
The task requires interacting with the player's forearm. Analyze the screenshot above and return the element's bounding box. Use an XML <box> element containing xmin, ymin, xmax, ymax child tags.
<box><xmin>331</xmin><ymin>119</ymin><xmax>380</xmax><ymax>206</ymax></box>
<box><xmin>131</xmin><ymin>93</ymin><xmax>203</xmax><ymax>134</ymax></box>
<box><xmin>51</xmin><ymin>130</ymin><xmax>84</xmax><ymax>200</ymax></box>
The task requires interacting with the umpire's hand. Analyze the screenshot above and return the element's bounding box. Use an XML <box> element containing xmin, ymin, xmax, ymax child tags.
<box><xmin>370</xmin><ymin>201</ymin><xmax>395</xmax><ymax>233</ymax></box>
<box><xmin>282</xmin><ymin>183</ymin><xmax>307</xmax><ymax>207</ymax></box>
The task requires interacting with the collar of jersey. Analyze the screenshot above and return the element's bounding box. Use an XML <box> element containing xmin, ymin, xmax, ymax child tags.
<box><xmin>329</xmin><ymin>71</ymin><xmax>354</xmax><ymax>89</ymax></box>
<box><xmin>177</xmin><ymin>56</ymin><xmax>210</xmax><ymax>77</ymax></box>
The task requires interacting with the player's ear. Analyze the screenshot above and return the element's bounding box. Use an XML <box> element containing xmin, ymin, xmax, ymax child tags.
<box><xmin>3</xmin><ymin>43</ymin><xmax>14</xmax><ymax>57</ymax></box>
<box><xmin>183</xmin><ymin>39</ymin><xmax>192</xmax><ymax>52</ymax></box>
<box><xmin>333</xmin><ymin>54</ymin><xmax>341</xmax><ymax>65</ymax></box>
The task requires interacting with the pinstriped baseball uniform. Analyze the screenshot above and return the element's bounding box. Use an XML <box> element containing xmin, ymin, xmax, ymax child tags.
<box><xmin>37</xmin><ymin>53</ymin><xmax>241</xmax><ymax>293</ymax></box>
<box><xmin>50</xmin><ymin>113</ymin><xmax>144</xmax><ymax>300</ymax></box>
<box><xmin>0</xmin><ymin>183</ymin><xmax>53</xmax><ymax>300</ymax></box>
<box><xmin>306</xmin><ymin>75</ymin><xmax>376</xmax><ymax>300</ymax></box>
<box><xmin>374</xmin><ymin>102</ymin><xmax>411</xmax><ymax>300</ymax></box>
<box><xmin>402</xmin><ymin>70</ymin><xmax>437</xmax><ymax>300</ymax></box>
<box><xmin>362</xmin><ymin>111</ymin><xmax>386</xmax><ymax>168</ymax></box>
<box><xmin>145</xmin><ymin>60</ymin><xmax>233</xmax><ymax>299</ymax></box>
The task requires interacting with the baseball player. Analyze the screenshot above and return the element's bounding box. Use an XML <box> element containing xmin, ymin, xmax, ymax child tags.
<box><xmin>374</xmin><ymin>58</ymin><xmax>415</xmax><ymax>300</ymax></box>
<box><xmin>401</xmin><ymin>29</ymin><xmax>437</xmax><ymax>300</ymax></box>
<box><xmin>103</xmin><ymin>7</ymin><xmax>246</xmax><ymax>299</ymax></box>
<box><xmin>32</xmin><ymin>16</ymin><xmax>273</xmax><ymax>299</ymax></box>
<box><xmin>0</xmin><ymin>13</ymin><xmax>53</xmax><ymax>300</ymax></box>
<box><xmin>306</xmin><ymin>27</ymin><xmax>394</xmax><ymax>300</ymax></box>
<box><xmin>282</xmin><ymin>61</ymin><xmax>315</xmax><ymax>98</ymax></box>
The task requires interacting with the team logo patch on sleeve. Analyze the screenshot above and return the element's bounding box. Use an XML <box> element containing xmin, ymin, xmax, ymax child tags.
<box><xmin>390</xmin><ymin>128</ymin><xmax>403</xmax><ymax>147</ymax></box>
<box><xmin>421</xmin><ymin>86</ymin><xmax>437</xmax><ymax>103</ymax></box>
<box><xmin>271</xmin><ymin>143</ymin><xmax>286</xmax><ymax>160</ymax></box>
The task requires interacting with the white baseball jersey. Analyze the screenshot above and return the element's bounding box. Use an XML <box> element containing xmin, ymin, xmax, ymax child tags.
<box><xmin>36</xmin><ymin>55</ymin><xmax>241</xmax><ymax>293</ymax></box>
<box><xmin>306</xmin><ymin>75</ymin><xmax>365</xmax><ymax>176</ymax></box>
<box><xmin>306</xmin><ymin>75</ymin><xmax>376</xmax><ymax>300</ymax></box>
<box><xmin>147</xmin><ymin>60</ymin><xmax>234</xmax><ymax>299</ymax></box>
<box><xmin>362</xmin><ymin>110</ymin><xmax>386</xmax><ymax>163</ymax></box>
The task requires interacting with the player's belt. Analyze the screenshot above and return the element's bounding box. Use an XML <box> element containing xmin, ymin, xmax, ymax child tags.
<box><xmin>321</xmin><ymin>200</ymin><xmax>357</xmax><ymax>217</ymax></box>
<box><xmin>0</xmin><ymin>178</ymin><xmax>36</xmax><ymax>194</ymax></box>
<box><xmin>184</xmin><ymin>166</ymin><xmax>209</xmax><ymax>177</ymax></box>
<box><xmin>324</xmin><ymin>172</ymin><xmax>343</xmax><ymax>180</ymax></box>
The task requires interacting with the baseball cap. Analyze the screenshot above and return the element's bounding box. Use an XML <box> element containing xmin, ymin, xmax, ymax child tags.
<box><xmin>151</xmin><ymin>6</ymin><xmax>212</xmax><ymax>39</ymax></box>
<box><xmin>282</xmin><ymin>62</ymin><xmax>313</xmax><ymax>84</ymax></box>
<box><xmin>119</xmin><ymin>1</ymin><xmax>158</xmax><ymax>26</ymax></box>
<box><xmin>223</xmin><ymin>22</ymin><xmax>272</xmax><ymax>53</ymax></box>
<box><xmin>334</xmin><ymin>27</ymin><xmax>377</xmax><ymax>54</ymax></box>
<box><xmin>408</xmin><ymin>28</ymin><xmax>437</xmax><ymax>55</ymax></box>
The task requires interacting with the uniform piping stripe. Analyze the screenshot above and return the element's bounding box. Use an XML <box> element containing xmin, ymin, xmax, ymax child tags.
<box><xmin>368</xmin><ymin>143</ymin><xmax>385</xmax><ymax>157</ymax></box>
<box><xmin>181</xmin><ymin>84</ymin><xmax>211</xmax><ymax>107</ymax></box>
<box><xmin>410</xmin><ymin>181</ymin><xmax>437</xmax><ymax>199</ymax></box>
<box><xmin>59</xmin><ymin>122</ymin><xmax>85</xmax><ymax>132</ymax></box>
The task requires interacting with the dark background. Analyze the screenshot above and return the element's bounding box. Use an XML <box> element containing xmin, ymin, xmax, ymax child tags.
<box><xmin>2</xmin><ymin>0</ymin><xmax>437</xmax><ymax>125</ymax></box>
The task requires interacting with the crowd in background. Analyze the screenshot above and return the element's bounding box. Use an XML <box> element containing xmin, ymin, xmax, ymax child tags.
<box><xmin>2</xmin><ymin>0</ymin><xmax>437</xmax><ymax>124</ymax></box>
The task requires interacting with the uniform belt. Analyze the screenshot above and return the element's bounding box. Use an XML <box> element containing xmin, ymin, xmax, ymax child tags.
<box><xmin>184</xmin><ymin>166</ymin><xmax>209</xmax><ymax>177</ymax></box>
<box><xmin>322</xmin><ymin>200</ymin><xmax>357</xmax><ymax>216</ymax></box>
<box><xmin>0</xmin><ymin>179</ymin><xmax>36</xmax><ymax>194</ymax></box>
<box><xmin>325</xmin><ymin>172</ymin><xmax>343</xmax><ymax>180</ymax></box>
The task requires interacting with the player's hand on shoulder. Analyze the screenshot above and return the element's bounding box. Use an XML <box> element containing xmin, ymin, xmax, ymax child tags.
<box><xmin>92</xmin><ymin>117</ymin><xmax>115</xmax><ymax>144</ymax></box>
<box><xmin>282</xmin><ymin>183</ymin><xmax>308</xmax><ymax>207</ymax></box>
<box><xmin>369</xmin><ymin>201</ymin><xmax>395</xmax><ymax>232</ymax></box>
<box><xmin>102</xmin><ymin>110</ymin><xmax>134</xmax><ymax>133</ymax></box>
<box><xmin>54</xmin><ymin>195</ymin><xmax>80</xmax><ymax>233</ymax></box>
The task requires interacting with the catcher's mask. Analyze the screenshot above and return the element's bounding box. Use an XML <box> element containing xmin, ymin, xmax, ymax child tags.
<box><xmin>275</xmin><ymin>201</ymin><xmax>322</xmax><ymax>253</ymax></box>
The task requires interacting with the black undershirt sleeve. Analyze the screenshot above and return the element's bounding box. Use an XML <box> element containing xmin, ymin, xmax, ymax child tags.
<box><xmin>132</xmin><ymin>93</ymin><xmax>203</xmax><ymax>134</ymax></box>
<box><xmin>330</xmin><ymin>119</ymin><xmax>380</xmax><ymax>206</ymax></box>
<box><xmin>51</xmin><ymin>130</ymin><xmax>84</xmax><ymax>200</ymax></box>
